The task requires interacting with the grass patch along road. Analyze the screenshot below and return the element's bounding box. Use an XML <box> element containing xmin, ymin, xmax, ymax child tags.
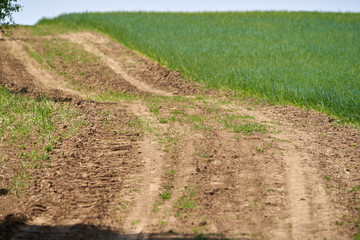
<box><xmin>0</xmin><ymin>85</ymin><xmax>86</xmax><ymax>195</ymax></box>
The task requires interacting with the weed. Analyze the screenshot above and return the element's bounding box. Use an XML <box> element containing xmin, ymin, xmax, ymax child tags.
<box><xmin>233</xmin><ymin>122</ymin><xmax>267</xmax><ymax>134</ymax></box>
<box><xmin>256</xmin><ymin>143</ymin><xmax>272</xmax><ymax>153</ymax></box>
<box><xmin>120</xmin><ymin>205</ymin><xmax>127</xmax><ymax>211</ymax></box>
<box><xmin>159</xmin><ymin>220</ymin><xmax>167</xmax><ymax>226</ymax></box>
<box><xmin>234</xmin><ymin>135</ymin><xmax>242</xmax><ymax>142</ymax></box>
<box><xmin>270</xmin><ymin>136</ymin><xmax>291</xmax><ymax>143</ymax></box>
<box><xmin>149</xmin><ymin>105</ymin><xmax>160</xmax><ymax>114</ymax></box>
<box><xmin>10</xmin><ymin>170</ymin><xmax>30</xmax><ymax>197</ymax></box>
<box><xmin>18</xmin><ymin>144</ymin><xmax>26</xmax><ymax>150</ymax></box>
<box><xmin>127</xmin><ymin>116</ymin><xmax>142</xmax><ymax>130</ymax></box>
<box><xmin>324</xmin><ymin>176</ymin><xmax>333</xmax><ymax>181</ymax></box>
<box><xmin>159</xmin><ymin>118</ymin><xmax>169</xmax><ymax>124</ymax></box>
<box><xmin>220</xmin><ymin>113</ymin><xmax>267</xmax><ymax>135</ymax></box>
<box><xmin>175</xmin><ymin>186</ymin><xmax>198</xmax><ymax>210</ymax></box>
<box><xmin>171</xmin><ymin>110</ymin><xmax>182</xmax><ymax>115</ymax></box>
<box><xmin>256</xmin><ymin>147</ymin><xmax>265</xmax><ymax>153</ymax></box>
<box><xmin>168</xmin><ymin>115</ymin><xmax>179</xmax><ymax>122</ymax></box>
<box><xmin>123</xmin><ymin>176</ymin><xmax>135</xmax><ymax>180</ymax></box>
<box><xmin>201</xmin><ymin>153</ymin><xmax>211</xmax><ymax>158</ymax></box>
<box><xmin>335</xmin><ymin>221</ymin><xmax>348</xmax><ymax>226</ymax></box>
<box><xmin>21</xmin><ymin>150</ymin><xmax>50</xmax><ymax>169</ymax></box>
<box><xmin>161</xmin><ymin>191</ymin><xmax>171</xmax><ymax>200</ymax></box>
<box><xmin>165</xmin><ymin>170</ymin><xmax>175</xmax><ymax>179</ymax></box>
<box><xmin>186</xmin><ymin>114</ymin><xmax>204</xmax><ymax>123</ymax></box>
<box><xmin>130</xmin><ymin>220</ymin><xmax>141</xmax><ymax>225</ymax></box>
<box><xmin>193</xmin><ymin>124</ymin><xmax>213</xmax><ymax>132</ymax></box>
<box><xmin>44</xmin><ymin>141</ymin><xmax>54</xmax><ymax>152</ymax></box>
<box><xmin>152</xmin><ymin>201</ymin><xmax>164</xmax><ymax>213</ymax></box>
<box><xmin>27</xmin><ymin>49</ymin><xmax>44</xmax><ymax>64</ymax></box>
<box><xmin>262</xmin><ymin>120</ymin><xmax>282</xmax><ymax>126</ymax></box>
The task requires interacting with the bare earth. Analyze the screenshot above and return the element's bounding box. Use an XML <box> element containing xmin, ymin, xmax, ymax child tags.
<box><xmin>0</xmin><ymin>30</ymin><xmax>359</xmax><ymax>240</ymax></box>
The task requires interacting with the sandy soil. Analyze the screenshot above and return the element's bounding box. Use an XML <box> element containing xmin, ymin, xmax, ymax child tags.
<box><xmin>0</xmin><ymin>30</ymin><xmax>359</xmax><ymax>240</ymax></box>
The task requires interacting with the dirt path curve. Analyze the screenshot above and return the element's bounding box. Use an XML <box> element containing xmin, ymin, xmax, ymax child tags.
<box><xmin>3</xmin><ymin>39</ymin><xmax>85</xmax><ymax>98</ymax></box>
<box><xmin>60</xmin><ymin>33</ymin><xmax>173</xmax><ymax>97</ymax></box>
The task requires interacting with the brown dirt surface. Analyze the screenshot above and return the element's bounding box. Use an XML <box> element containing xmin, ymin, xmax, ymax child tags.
<box><xmin>0</xmin><ymin>29</ymin><xmax>359</xmax><ymax>240</ymax></box>
<box><xmin>59</xmin><ymin>32</ymin><xmax>217</xmax><ymax>96</ymax></box>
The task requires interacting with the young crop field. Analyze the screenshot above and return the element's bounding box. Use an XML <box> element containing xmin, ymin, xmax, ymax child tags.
<box><xmin>37</xmin><ymin>12</ymin><xmax>360</xmax><ymax>123</ymax></box>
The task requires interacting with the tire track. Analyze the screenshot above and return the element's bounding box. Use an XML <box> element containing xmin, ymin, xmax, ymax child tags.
<box><xmin>4</xmin><ymin>39</ymin><xmax>85</xmax><ymax>98</ymax></box>
<box><xmin>215</xmin><ymin>104</ymin><xmax>345</xmax><ymax>239</ymax></box>
<box><xmin>121</xmin><ymin>102</ymin><xmax>166</xmax><ymax>239</ymax></box>
<box><xmin>277</xmin><ymin>128</ymin><xmax>341</xmax><ymax>240</ymax></box>
<box><xmin>60</xmin><ymin>33</ymin><xmax>173</xmax><ymax>97</ymax></box>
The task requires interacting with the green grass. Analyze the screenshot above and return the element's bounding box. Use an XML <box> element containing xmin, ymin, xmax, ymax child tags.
<box><xmin>160</xmin><ymin>191</ymin><xmax>172</xmax><ymax>200</ymax></box>
<box><xmin>37</xmin><ymin>12</ymin><xmax>360</xmax><ymax>123</ymax></box>
<box><xmin>130</xmin><ymin>220</ymin><xmax>141</xmax><ymax>225</ymax></box>
<box><xmin>233</xmin><ymin>122</ymin><xmax>268</xmax><ymax>134</ymax></box>
<box><xmin>0</xmin><ymin>86</ymin><xmax>86</xmax><ymax>195</ymax></box>
<box><xmin>149</xmin><ymin>104</ymin><xmax>160</xmax><ymax>114</ymax></box>
<box><xmin>175</xmin><ymin>186</ymin><xmax>198</xmax><ymax>210</ymax></box>
<box><xmin>220</xmin><ymin>114</ymin><xmax>267</xmax><ymax>134</ymax></box>
<box><xmin>11</xmin><ymin>170</ymin><xmax>30</xmax><ymax>197</ymax></box>
<box><xmin>0</xmin><ymin>88</ymin><xmax>54</xmax><ymax>141</ymax></box>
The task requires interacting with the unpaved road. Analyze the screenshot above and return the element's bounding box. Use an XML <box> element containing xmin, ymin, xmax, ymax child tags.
<box><xmin>0</xmin><ymin>30</ymin><xmax>359</xmax><ymax>240</ymax></box>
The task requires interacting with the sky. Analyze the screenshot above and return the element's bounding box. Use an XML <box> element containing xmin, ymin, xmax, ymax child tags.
<box><xmin>13</xmin><ymin>0</ymin><xmax>360</xmax><ymax>25</ymax></box>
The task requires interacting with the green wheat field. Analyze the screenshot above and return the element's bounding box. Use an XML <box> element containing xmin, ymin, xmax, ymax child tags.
<box><xmin>37</xmin><ymin>12</ymin><xmax>360</xmax><ymax>123</ymax></box>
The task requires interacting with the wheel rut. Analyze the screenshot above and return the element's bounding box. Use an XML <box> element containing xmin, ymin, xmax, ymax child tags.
<box><xmin>277</xmin><ymin>127</ymin><xmax>341</xmax><ymax>239</ymax></box>
<box><xmin>121</xmin><ymin>102</ymin><xmax>166</xmax><ymax>239</ymax></box>
<box><xmin>3</xmin><ymin>39</ymin><xmax>84</xmax><ymax>98</ymax></box>
<box><xmin>60</xmin><ymin>33</ymin><xmax>173</xmax><ymax>97</ymax></box>
<box><xmin>211</xmin><ymin>104</ymin><xmax>348</xmax><ymax>239</ymax></box>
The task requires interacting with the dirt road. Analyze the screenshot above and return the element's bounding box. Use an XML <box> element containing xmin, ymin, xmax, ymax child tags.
<box><xmin>0</xmin><ymin>30</ymin><xmax>359</xmax><ymax>240</ymax></box>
